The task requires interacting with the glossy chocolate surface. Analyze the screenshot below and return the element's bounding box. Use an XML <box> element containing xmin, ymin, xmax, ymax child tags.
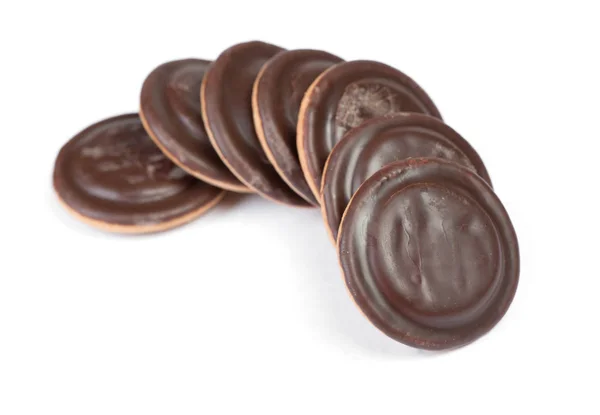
<box><xmin>322</xmin><ymin>113</ymin><xmax>491</xmax><ymax>241</ymax></box>
<box><xmin>201</xmin><ymin>41</ymin><xmax>309</xmax><ymax>206</ymax></box>
<box><xmin>140</xmin><ymin>59</ymin><xmax>247</xmax><ymax>192</ymax></box>
<box><xmin>338</xmin><ymin>158</ymin><xmax>519</xmax><ymax>350</ymax></box>
<box><xmin>53</xmin><ymin>113</ymin><xmax>225</xmax><ymax>230</ymax></box>
<box><xmin>253</xmin><ymin>49</ymin><xmax>343</xmax><ymax>206</ymax></box>
<box><xmin>298</xmin><ymin>60</ymin><xmax>442</xmax><ymax>201</ymax></box>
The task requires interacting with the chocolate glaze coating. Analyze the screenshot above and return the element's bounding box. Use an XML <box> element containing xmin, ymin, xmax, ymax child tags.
<box><xmin>338</xmin><ymin>158</ymin><xmax>519</xmax><ymax>350</ymax></box>
<box><xmin>321</xmin><ymin>113</ymin><xmax>491</xmax><ymax>241</ymax></box>
<box><xmin>201</xmin><ymin>41</ymin><xmax>309</xmax><ymax>206</ymax></box>
<box><xmin>140</xmin><ymin>59</ymin><xmax>248</xmax><ymax>193</ymax></box>
<box><xmin>252</xmin><ymin>49</ymin><xmax>343</xmax><ymax>206</ymax></box>
<box><xmin>298</xmin><ymin>60</ymin><xmax>442</xmax><ymax>201</ymax></box>
<box><xmin>53</xmin><ymin>113</ymin><xmax>225</xmax><ymax>233</ymax></box>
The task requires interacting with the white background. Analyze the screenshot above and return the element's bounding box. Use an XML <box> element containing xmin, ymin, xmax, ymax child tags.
<box><xmin>1</xmin><ymin>1</ymin><xmax>598</xmax><ymax>414</ymax></box>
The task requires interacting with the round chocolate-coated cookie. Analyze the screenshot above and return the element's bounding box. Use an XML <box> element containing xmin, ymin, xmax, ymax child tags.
<box><xmin>252</xmin><ymin>49</ymin><xmax>344</xmax><ymax>206</ymax></box>
<box><xmin>338</xmin><ymin>158</ymin><xmax>519</xmax><ymax>350</ymax></box>
<box><xmin>53</xmin><ymin>113</ymin><xmax>226</xmax><ymax>233</ymax></box>
<box><xmin>201</xmin><ymin>41</ymin><xmax>309</xmax><ymax>206</ymax></box>
<box><xmin>321</xmin><ymin>113</ymin><xmax>491</xmax><ymax>241</ymax></box>
<box><xmin>298</xmin><ymin>60</ymin><xmax>442</xmax><ymax>202</ymax></box>
<box><xmin>140</xmin><ymin>59</ymin><xmax>249</xmax><ymax>193</ymax></box>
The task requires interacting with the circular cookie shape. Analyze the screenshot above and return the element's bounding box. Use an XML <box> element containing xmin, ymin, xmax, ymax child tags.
<box><xmin>321</xmin><ymin>113</ymin><xmax>491</xmax><ymax>241</ymax></box>
<box><xmin>53</xmin><ymin>113</ymin><xmax>226</xmax><ymax>233</ymax></box>
<box><xmin>298</xmin><ymin>60</ymin><xmax>442</xmax><ymax>202</ymax></box>
<box><xmin>140</xmin><ymin>59</ymin><xmax>248</xmax><ymax>193</ymax></box>
<box><xmin>252</xmin><ymin>49</ymin><xmax>343</xmax><ymax>206</ymax></box>
<box><xmin>201</xmin><ymin>41</ymin><xmax>309</xmax><ymax>206</ymax></box>
<box><xmin>338</xmin><ymin>158</ymin><xmax>519</xmax><ymax>350</ymax></box>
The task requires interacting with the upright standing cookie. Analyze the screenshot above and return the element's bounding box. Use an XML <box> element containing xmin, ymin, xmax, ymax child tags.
<box><xmin>53</xmin><ymin>113</ymin><xmax>226</xmax><ymax>233</ymax></box>
<box><xmin>338</xmin><ymin>158</ymin><xmax>519</xmax><ymax>350</ymax></box>
<box><xmin>201</xmin><ymin>41</ymin><xmax>309</xmax><ymax>206</ymax></box>
<box><xmin>140</xmin><ymin>59</ymin><xmax>248</xmax><ymax>193</ymax></box>
<box><xmin>252</xmin><ymin>49</ymin><xmax>343</xmax><ymax>206</ymax></box>
<box><xmin>298</xmin><ymin>60</ymin><xmax>441</xmax><ymax>201</ymax></box>
<box><xmin>321</xmin><ymin>113</ymin><xmax>490</xmax><ymax>241</ymax></box>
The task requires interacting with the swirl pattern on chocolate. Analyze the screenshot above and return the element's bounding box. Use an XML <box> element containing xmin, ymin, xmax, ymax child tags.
<box><xmin>337</xmin><ymin>158</ymin><xmax>519</xmax><ymax>350</ymax></box>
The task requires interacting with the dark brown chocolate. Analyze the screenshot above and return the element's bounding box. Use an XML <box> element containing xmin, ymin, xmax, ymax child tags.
<box><xmin>201</xmin><ymin>41</ymin><xmax>309</xmax><ymax>206</ymax></box>
<box><xmin>321</xmin><ymin>113</ymin><xmax>491</xmax><ymax>241</ymax></box>
<box><xmin>53</xmin><ymin>113</ymin><xmax>226</xmax><ymax>233</ymax></box>
<box><xmin>338</xmin><ymin>158</ymin><xmax>519</xmax><ymax>350</ymax></box>
<box><xmin>252</xmin><ymin>49</ymin><xmax>344</xmax><ymax>206</ymax></box>
<box><xmin>298</xmin><ymin>60</ymin><xmax>442</xmax><ymax>201</ymax></box>
<box><xmin>140</xmin><ymin>59</ymin><xmax>248</xmax><ymax>193</ymax></box>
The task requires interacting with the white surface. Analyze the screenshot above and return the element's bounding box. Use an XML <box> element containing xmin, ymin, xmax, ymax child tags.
<box><xmin>1</xmin><ymin>1</ymin><xmax>599</xmax><ymax>414</ymax></box>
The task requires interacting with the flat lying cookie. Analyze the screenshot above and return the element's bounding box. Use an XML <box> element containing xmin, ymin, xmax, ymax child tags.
<box><xmin>53</xmin><ymin>113</ymin><xmax>226</xmax><ymax>233</ymax></box>
<box><xmin>140</xmin><ymin>59</ymin><xmax>249</xmax><ymax>193</ymax></box>
<box><xmin>298</xmin><ymin>60</ymin><xmax>442</xmax><ymax>202</ymax></box>
<box><xmin>321</xmin><ymin>113</ymin><xmax>490</xmax><ymax>241</ymax></box>
<box><xmin>252</xmin><ymin>49</ymin><xmax>343</xmax><ymax>206</ymax></box>
<box><xmin>338</xmin><ymin>158</ymin><xmax>519</xmax><ymax>350</ymax></box>
<box><xmin>201</xmin><ymin>41</ymin><xmax>309</xmax><ymax>206</ymax></box>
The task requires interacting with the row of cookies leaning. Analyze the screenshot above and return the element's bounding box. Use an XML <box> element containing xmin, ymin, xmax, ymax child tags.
<box><xmin>53</xmin><ymin>40</ymin><xmax>446</xmax><ymax>230</ymax></box>
<box><xmin>53</xmin><ymin>41</ymin><xmax>479</xmax><ymax>231</ymax></box>
<box><xmin>53</xmin><ymin>41</ymin><xmax>519</xmax><ymax>351</ymax></box>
